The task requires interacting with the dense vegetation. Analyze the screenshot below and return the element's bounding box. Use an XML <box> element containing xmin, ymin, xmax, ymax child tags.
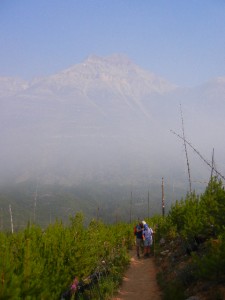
<box><xmin>1</xmin><ymin>177</ymin><xmax>224</xmax><ymax>299</ymax></box>
<box><xmin>155</xmin><ymin>177</ymin><xmax>225</xmax><ymax>299</ymax></box>
<box><xmin>0</xmin><ymin>213</ymin><xmax>133</xmax><ymax>299</ymax></box>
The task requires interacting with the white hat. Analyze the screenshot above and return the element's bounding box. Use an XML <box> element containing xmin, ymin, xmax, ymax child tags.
<box><xmin>142</xmin><ymin>220</ymin><xmax>146</xmax><ymax>225</ymax></box>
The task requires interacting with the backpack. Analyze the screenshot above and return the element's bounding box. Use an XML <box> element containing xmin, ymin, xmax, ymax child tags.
<box><xmin>133</xmin><ymin>225</ymin><xmax>137</xmax><ymax>236</ymax></box>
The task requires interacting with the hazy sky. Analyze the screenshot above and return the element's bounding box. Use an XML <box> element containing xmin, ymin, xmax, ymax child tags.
<box><xmin>1</xmin><ymin>0</ymin><xmax>225</xmax><ymax>87</ymax></box>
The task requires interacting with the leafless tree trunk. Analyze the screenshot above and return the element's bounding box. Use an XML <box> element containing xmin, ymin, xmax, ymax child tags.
<box><xmin>33</xmin><ymin>178</ymin><xmax>39</xmax><ymax>223</ymax></box>
<box><xmin>210</xmin><ymin>148</ymin><xmax>215</xmax><ymax>180</ymax></box>
<box><xmin>180</xmin><ymin>103</ymin><xmax>192</xmax><ymax>193</ymax></box>
<box><xmin>9</xmin><ymin>204</ymin><xmax>14</xmax><ymax>234</ymax></box>
<box><xmin>162</xmin><ymin>177</ymin><xmax>165</xmax><ymax>217</ymax></box>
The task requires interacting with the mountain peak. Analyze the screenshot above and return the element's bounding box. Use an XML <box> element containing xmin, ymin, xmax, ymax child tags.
<box><xmin>84</xmin><ymin>53</ymin><xmax>133</xmax><ymax>66</ymax></box>
<box><xmin>45</xmin><ymin>53</ymin><xmax>177</xmax><ymax>97</ymax></box>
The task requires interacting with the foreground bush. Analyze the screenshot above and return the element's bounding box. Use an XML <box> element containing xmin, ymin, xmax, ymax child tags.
<box><xmin>155</xmin><ymin>177</ymin><xmax>225</xmax><ymax>300</ymax></box>
<box><xmin>0</xmin><ymin>213</ymin><xmax>132</xmax><ymax>299</ymax></box>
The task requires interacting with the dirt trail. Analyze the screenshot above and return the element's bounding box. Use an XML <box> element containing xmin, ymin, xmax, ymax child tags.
<box><xmin>112</xmin><ymin>249</ymin><xmax>162</xmax><ymax>300</ymax></box>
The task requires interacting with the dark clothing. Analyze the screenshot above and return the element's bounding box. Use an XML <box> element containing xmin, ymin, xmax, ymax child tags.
<box><xmin>135</xmin><ymin>224</ymin><xmax>143</xmax><ymax>239</ymax></box>
<box><xmin>135</xmin><ymin>223</ymin><xmax>143</xmax><ymax>258</ymax></box>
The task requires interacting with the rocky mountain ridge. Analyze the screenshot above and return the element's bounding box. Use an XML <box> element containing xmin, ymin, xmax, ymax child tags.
<box><xmin>0</xmin><ymin>54</ymin><xmax>225</xmax><ymax>189</ymax></box>
<box><xmin>0</xmin><ymin>54</ymin><xmax>177</xmax><ymax>97</ymax></box>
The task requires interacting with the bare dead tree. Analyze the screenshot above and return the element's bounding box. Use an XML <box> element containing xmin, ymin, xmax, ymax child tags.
<box><xmin>9</xmin><ymin>204</ymin><xmax>14</xmax><ymax>234</ymax></box>
<box><xmin>170</xmin><ymin>130</ymin><xmax>225</xmax><ymax>181</ymax></box>
<box><xmin>162</xmin><ymin>177</ymin><xmax>165</xmax><ymax>217</ymax></box>
<box><xmin>210</xmin><ymin>148</ymin><xmax>215</xmax><ymax>180</ymax></box>
<box><xmin>33</xmin><ymin>178</ymin><xmax>39</xmax><ymax>223</ymax></box>
<box><xmin>180</xmin><ymin>103</ymin><xmax>192</xmax><ymax>193</ymax></box>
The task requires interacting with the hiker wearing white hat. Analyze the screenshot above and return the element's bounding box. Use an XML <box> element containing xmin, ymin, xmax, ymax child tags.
<box><xmin>142</xmin><ymin>221</ymin><xmax>154</xmax><ymax>257</ymax></box>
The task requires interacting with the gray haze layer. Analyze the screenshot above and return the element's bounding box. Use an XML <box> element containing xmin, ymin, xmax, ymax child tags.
<box><xmin>1</xmin><ymin>54</ymin><xmax>225</xmax><ymax>193</ymax></box>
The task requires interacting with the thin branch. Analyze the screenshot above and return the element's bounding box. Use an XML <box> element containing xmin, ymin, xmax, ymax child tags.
<box><xmin>170</xmin><ymin>129</ymin><xmax>225</xmax><ymax>181</ymax></box>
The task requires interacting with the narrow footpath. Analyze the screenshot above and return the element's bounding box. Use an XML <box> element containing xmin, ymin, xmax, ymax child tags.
<box><xmin>112</xmin><ymin>249</ymin><xmax>162</xmax><ymax>300</ymax></box>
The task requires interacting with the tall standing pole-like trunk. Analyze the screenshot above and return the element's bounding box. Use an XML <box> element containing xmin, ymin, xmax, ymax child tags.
<box><xmin>130</xmin><ymin>191</ymin><xmax>132</xmax><ymax>223</ymax></box>
<box><xmin>9</xmin><ymin>204</ymin><xmax>14</xmax><ymax>234</ymax></box>
<box><xmin>180</xmin><ymin>103</ymin><xmax>192</xmax><ymax>194</ymax></box>
<box><xmin>162</xmin><ymin>177</ymin><xmax>165</xmax><ymax>217</ymax></box>
<box><xmin>210</xmin><ymin>148</ymin><xmax>215</xmax><ymax>180</ymax></box>
<box><xmin>33</xmin><ymin>178</ymin><xmax>39</xmax><ymax>223</ymax></box>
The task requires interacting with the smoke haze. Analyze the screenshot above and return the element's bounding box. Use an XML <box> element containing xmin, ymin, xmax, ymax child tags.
<box><xmin>0</xmin><ymin>55</ymin><xmax>225</xmax><ymax>223</ymax></box>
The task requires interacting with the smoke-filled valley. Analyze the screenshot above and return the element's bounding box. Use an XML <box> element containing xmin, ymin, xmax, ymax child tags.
<box><xmin>1</xmin><ymin>54</ymin><xmax>225</xmax><ymax>229</ymax></box>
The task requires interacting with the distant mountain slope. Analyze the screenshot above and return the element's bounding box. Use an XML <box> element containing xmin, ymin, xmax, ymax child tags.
<box><xmin>0</xmin><ymin>77</ymin><xmax>28</xmax><ymax>97</ymax></box>
<box><xmin>0</xmin><ymin>54</ymin><xmax>225</xmax><ymax>189</ymax></box>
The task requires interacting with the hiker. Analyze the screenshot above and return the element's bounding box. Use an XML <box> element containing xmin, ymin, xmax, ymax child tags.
<box><xmin>134</xmin><ymin>220</ymin><xmax>143</xmax><ymax>258</ymax></box>
<box><xmin>142</xmin><ymin>220</ymin><xmax>154</xmax><ymax>257</ymax></box>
